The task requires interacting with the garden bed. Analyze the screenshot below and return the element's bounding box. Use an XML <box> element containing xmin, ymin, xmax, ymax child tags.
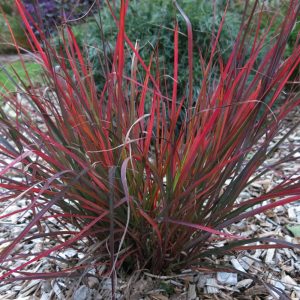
<box><xmin>1</xmin><ymin>1</ymin><xmax>299</xmax><ymax>299</ymax></box>
<box><xmin>1</xmin><ymin>107</ymin><xmax>299</xmax><ymax>300</ymax></box>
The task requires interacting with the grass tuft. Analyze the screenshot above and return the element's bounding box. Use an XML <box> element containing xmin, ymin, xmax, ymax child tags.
<box><xmin>0</xmin><ymin>1</ymin><xmax>299</xmax><ymax>294</ymax></box>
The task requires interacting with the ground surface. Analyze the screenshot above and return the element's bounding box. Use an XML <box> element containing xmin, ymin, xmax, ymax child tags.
<box><xmin>0</xmin><ymin>54</ymin><xmax>42</xmax><ymax>92</ymax></box>
<box><xmin>0</xmin><ymin>54</ymin><xmax>299</xmax><ymax>300</ymax></box>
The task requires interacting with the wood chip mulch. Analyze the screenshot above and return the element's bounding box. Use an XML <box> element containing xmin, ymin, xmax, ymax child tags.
<box><xmin>0</xmin><ymin>105</ymin><xmax>299</xmax><ymax>300</ymax></box>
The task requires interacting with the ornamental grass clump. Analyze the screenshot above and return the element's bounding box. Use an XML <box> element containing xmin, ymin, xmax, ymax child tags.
<box><xmin>0</xmin><ymin>0</ymin><xmax>300</xmax><ymax>288</ymax></box>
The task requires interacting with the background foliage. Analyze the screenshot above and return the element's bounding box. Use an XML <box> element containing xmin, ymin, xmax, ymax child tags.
<box><xmin>22</xmin><ymin>0</ymin><xmax>96</xmax><ymax>33</ymax></box>
<box><xmin>75</xmin><ymin>0</ymin><xmax>243</xmax><ymax>93</ymax></box>
<box><xmin>0</xmin><ymin>0</ymin><xmax>29</xmax><ymax>53</ymax></box>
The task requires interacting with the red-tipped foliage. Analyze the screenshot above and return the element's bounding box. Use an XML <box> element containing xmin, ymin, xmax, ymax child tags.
<box><xmin>0</xmin><ymin>0</ymin><xmax>300</xmax><ymax>282</ymax></box>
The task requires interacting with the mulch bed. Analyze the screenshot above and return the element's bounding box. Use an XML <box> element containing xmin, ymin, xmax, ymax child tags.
<box><xmin>0</xmin><ymin>100</ymin><xmax>299</xmax><ymax>299</ymax></box>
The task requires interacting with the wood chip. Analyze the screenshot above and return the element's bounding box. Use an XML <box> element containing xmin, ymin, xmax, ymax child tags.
<box><xmin>231</xmin><ymin>258</ymin><xmax>246</xmax><ymax>272</ymax></box>
<box><xmin>40</xmin><ymin>292</ymin><xmax>51</xmax><ymax>300</ymax></box>
<box><xmin>150</xmin><ymin>295</ymin><xmax>169</xmax><ymax>300</ymax></box>
<box><xmin>0</xmin><ymin>241</ymin><xmax>11</xmax><ymax>253</ymax></box>
<box><xmin>281</xmin><ymin>275</ymin><xmax>300</xmax><ymax>290</ymax></box>
<box><xmin>197</xmin><ymin>274</ymin><xmax>213</xmax><ymax>289</ymax></box>
<box><xmin>236</xmin><ymin>279</ymin><xmax>253</xmax><ymax>289</ymax></box>
<box><xmin>20</xmin><ymin>280</ymin><xmax>40</xmax><ymax>297</ymax></box>
<box><xmin>52</xmin><ymin>281</ymin><xmax>64</xmax><ymax>300</ymax></box>
<box><xmin>270</xmin><ymin>280</ymin><xmax>285</xmax><ymax>291</ymax></box>
<box><xmin>87</xmin><ymin>277</ymin><xmax>99</xmax><ymax>289</ymax></box>
<box><xmin>288</xmin><ymin>207</ymin><xmax>297</xmax><ymax>220</ymax></box>
<box><xmin>217</xmin><ymin>272</ymin><xmax>237</xmax><ymax>285</ymax></box>
<box><xmin>245</xmin><ymin>285</ymin><xmax>268</xmax><ymax>296</ymax></box>
<box><xmin>64</xmin><ymin>248</ymin><xmax>77</xmax><ymax>258</ymax></box>
<box><xmin>72</xmin><ymin>285</ymin><xmax>92</xmax><ymax>300</ymax></box>
<box><xmin>239</xmin><ymin>256</ymin><xmax>254</xmax><ymax>270</ymax></box>
<box><xmin>265</xmin><ymin>248</ymin><xmax>275</xmax><ymax>264</ymax></box>
<box><xmin>188</xmin><ymin>284</ymin><xmax>197</xmax><ymax>300</ymax></box>
<box><xmin>205</xmin><ymin>278</ymin><xmax>219</xmax><ymax>294</ymax></box>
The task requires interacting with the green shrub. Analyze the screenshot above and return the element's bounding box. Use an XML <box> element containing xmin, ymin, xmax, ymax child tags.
<box><xmin>0</xmin><ymin>1</ymin><xmax>29</xmax><ymax>53</ymax></box>
<box><xmin>74</xmin><ymin>0</ymin><xmax>242</xmax><ymax>93</ymax></box>
<box><xmin>0</xmin><ymin>0</ymin><xmax>14</xmax><ymax>14</ymax></box>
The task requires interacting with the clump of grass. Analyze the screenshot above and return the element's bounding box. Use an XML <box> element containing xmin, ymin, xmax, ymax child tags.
<box><xmin>0</xmin><ymin>0</ymin><xmax>299</xmax><ymax>297</ymax></box>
